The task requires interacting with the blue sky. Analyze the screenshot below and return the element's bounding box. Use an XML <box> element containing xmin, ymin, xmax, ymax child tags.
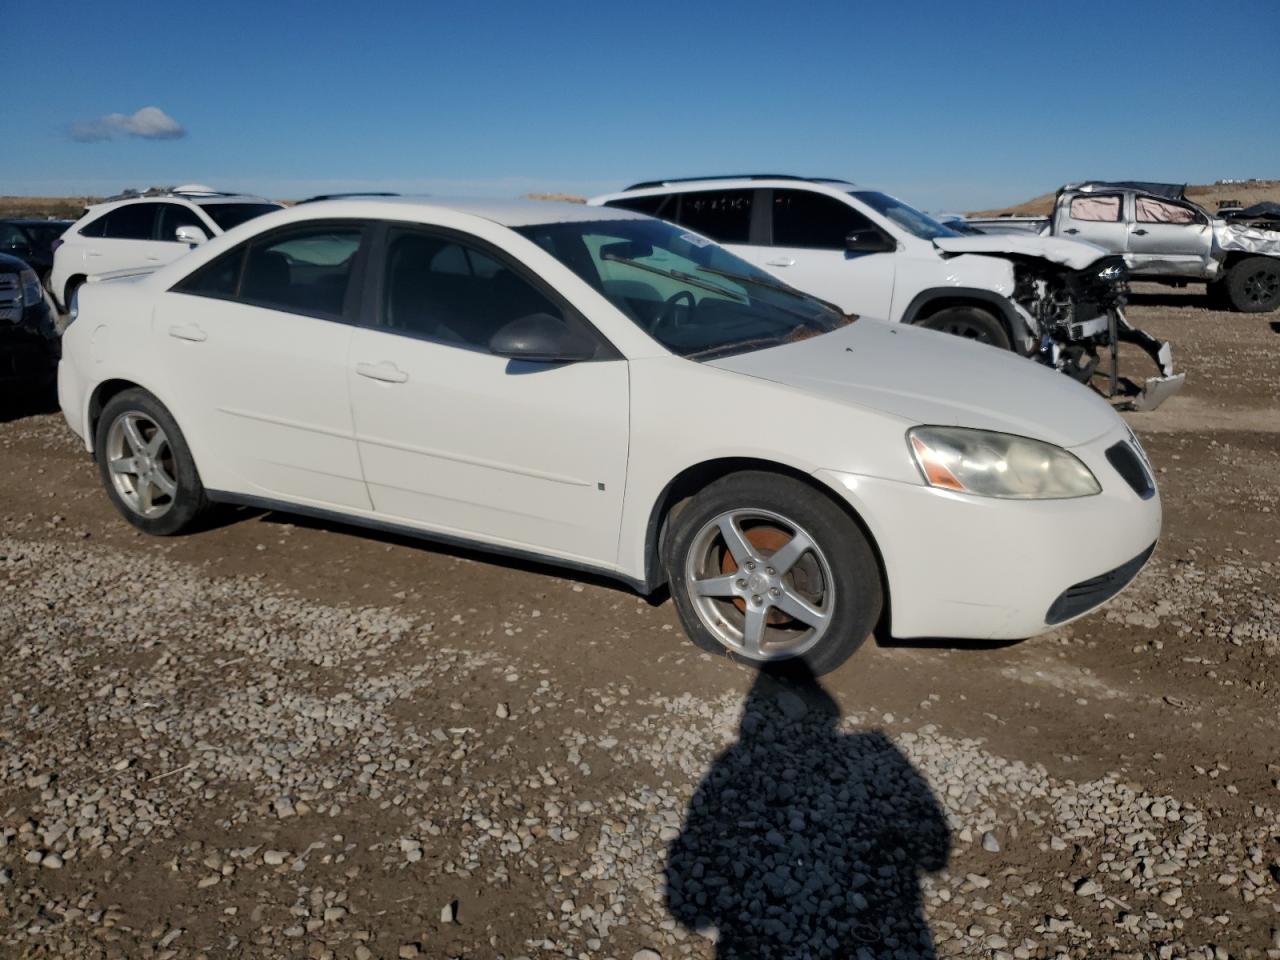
<box><xmin>8</xmin><ymin>0</ymin><xmax>1278</xmax><ymax>210</ymax></box>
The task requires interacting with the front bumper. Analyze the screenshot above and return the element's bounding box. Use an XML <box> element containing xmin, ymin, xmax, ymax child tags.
<box><xmin>815</xmin><ymin>424</ymin><xmax>1161</xmax><ymax>640</ymax></box>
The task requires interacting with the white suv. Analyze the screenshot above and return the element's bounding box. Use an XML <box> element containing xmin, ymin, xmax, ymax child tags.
<box><xmin>49</xmin><ymin>186</ymin><xmax>282</xmax><ymax>311</ymax></box>
<box><xmin>589</xmin><ymin>176</ymin><xmax>1183</xmax><ymax>407</ymax></box>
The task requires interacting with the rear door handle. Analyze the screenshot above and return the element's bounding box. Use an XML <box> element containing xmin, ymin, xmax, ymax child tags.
<box><xmin>355</xmin><ymin>360</ymin><xmax>409</xmax><ymax>384</ymax></box>
<box><xmin>168</xmin><ymin>323</ymin><xmax>207</xmax><ymax>342</ymax></box>
<box><xmin>1063</xmin><ymin>228</ymin><xmax>1079</xmax><ymax>235</ymax></box>
<box><xmin>765</xmin><ymin>257</ymin><xmax>795</xmax><ymax>267</ymax></box>
<box><xmin>1132</xmin><ymin>228</ymin><xmax>1149</xmax><ymax>236</ymax></box>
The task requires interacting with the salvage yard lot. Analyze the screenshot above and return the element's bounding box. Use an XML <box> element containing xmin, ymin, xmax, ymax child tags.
<box><xmin>1</xmin><ymin>288</ymin><xmax>1278</xmax><ymax>959</ymax></box>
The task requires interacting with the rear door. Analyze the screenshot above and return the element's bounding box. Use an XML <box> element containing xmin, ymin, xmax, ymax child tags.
<box><xmin>346</xmin><ymin>223</ymin><xmax>630</xmax><ymax>566</ymax></box>
<box><xmin>1056</xmin><ymin>192</ymin><xmax>1128</xmax><ymax>253</ymax></box>
<box><xmin>156</xmin><ymin>220</ymin><xmax>371</xmax><ymax>508</ymax></box>
<box><xmin>1126</xmin><ymin>195</ymin><xmax>1213</xmax><ymax>276</ymax></box>
<box><xmin>86</xmin><ymin>202</ymin><xmax>174</xmax><ymax>273</ymax></box>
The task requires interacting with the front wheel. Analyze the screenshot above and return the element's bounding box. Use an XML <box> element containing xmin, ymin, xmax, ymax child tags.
<box><xmin>95</xmin><ymin>388</ymin><xmax>208</xmax><ymax>535</ymax></box>
<box><xmin>665</xmin><ymin>472</ymin><xmax>883</xmax><ymax>675</ymax></box>
<box><xmin>1225</xmin><ymin>257</ymin><xmax>1280</xmax><ymax>313</ymax></box>
<box><xmin>915</xmin><ymin>306</ymin><xmax>1012</xmax><ymax>350</ymax></box>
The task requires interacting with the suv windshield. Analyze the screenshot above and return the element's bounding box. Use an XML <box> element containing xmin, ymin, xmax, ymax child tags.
<box><xmin>198</xmin><ymin>202</ymin><xmax>282</xmax><ymax>232</ymax></box>
<box><xmin>516</xmin><ymin>218</ymin><xmax>850</xmax><ymax>360</ymax></box>
<box><xmin>850</xmin><ymin>190</ymin><xmax>960</xmax><ymax>241</ymax></box>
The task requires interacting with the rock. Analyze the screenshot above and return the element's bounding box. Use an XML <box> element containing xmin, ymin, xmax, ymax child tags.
<box><xmin>496</xmin><ymin>702</ymin><xmax>510</xmax><ymax>719</ymax></box>
<box><xmin>440</xmin><ymin>900</ymin><xmax>457</xmax><ymax>924</ymax></box>
<box><xmin>633</xmin><ymin>951</ymin><xmax>662</xmax><ymax>960</ymax></box>
<box><xmin>40</xmin><ymin>852</ymin><xmax>63</xmax><ymax>869</ymax></box>
<box><xmin>982</xmin><ymin>831</ymin><xmax>1001</xmax><ymax>852</ymax></box>
<box><xmin>263</xmin><ymin>850</ymin><xmax>288</xmax><ymax>866</ymax></box>
<box><xmin>398</xmin><ymin>945</ymin><xmax>421</xmax><ymax>959</ymax></box>
<box><xmin>775</xmin><ymin>690</ymin><xmax>807</xmax><ymax>720</ymax></box>
<box><xmin>1075</xmin><ymin>878</ymin><xmax>1101</xmax><ymax>897</ymax></box>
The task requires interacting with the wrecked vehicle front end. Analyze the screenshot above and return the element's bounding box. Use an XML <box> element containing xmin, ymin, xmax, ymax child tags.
<box><xmin>1010</xmin><ymin>255</ymin><xmax>1185</xmax><ymax>411</ymax></box>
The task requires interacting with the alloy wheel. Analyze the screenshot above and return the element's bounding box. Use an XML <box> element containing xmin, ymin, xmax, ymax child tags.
<box><xmin>105</xmin><ymin>411</ymin><xmax>179</xmax><ymax>519</ymax></box>
<box><xmin>684</xmin><ymin>508</ymin><xmax>835</xmax><ymax>660</ymax></box>
<box><xmin>1243</xmin><ymin>268</ymin><xmax>1279</xmax><ymax>305</ymax></box>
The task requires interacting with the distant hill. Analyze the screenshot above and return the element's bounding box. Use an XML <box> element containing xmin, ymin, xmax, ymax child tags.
<box><xmin>969</xmin><ymin>180</ymin><xmax>1280</xmax><ymax>217</ymax></box>
<box><xmin>0</xmin><ymin>196</ymin><xmax>98</xmax><ymax>219</ymax></box>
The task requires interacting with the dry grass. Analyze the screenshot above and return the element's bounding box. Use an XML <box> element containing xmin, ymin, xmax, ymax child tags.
<box><xmin>969</xmin><ymin>180</ymin><xmax>1280</xmax><ymax>217</ymax></box>
<box><xmin>523</xmin><ymin>192</ymin><xmax>586</xmax><ymax>204</ymax></box>
<box><xmin>0</xmin><ymin>197</ymin><xmax>99</xmax><ymax>220</ymax></box>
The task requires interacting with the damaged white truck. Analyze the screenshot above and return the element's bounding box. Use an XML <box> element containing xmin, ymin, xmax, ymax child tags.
<box><xmin>590</xmin><ymin>175</ymin><xmax>1183</xmax><ymax>410</ymax></box>
<box><xmin>966</xmin><ymin>181</ymin><xmax>1280</xmax><ymax>314</ymax></box>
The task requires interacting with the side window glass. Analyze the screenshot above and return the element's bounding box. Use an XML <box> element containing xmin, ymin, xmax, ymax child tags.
<box><xmin>1068</xmin><ymin>195</ymin><xmax>1122</xmax><ymax>222</ymax></box>
<box><xmin>382</xmin><ymin>231</ymin><xmax>567</xmax><ymax>352</ymax></box>
<box><xmin>239</xmin><ymin>227</ymin><xmax>362</xmax><ymax>317</ymax></box>
<box><xmin>607</xmin><ymin>194</ymin><xmax>674</xmax><ymax>218</ymax></box>
<box><xmin>79</xmin><ymin>214</ymin><xmax>108</xmax><ymax>238</ymax></box>
<box><xmin>102</xmin><ymin>203</ymin><xmax>160</xmax><ymax>240</ymax></box>
<box><xmin>158</xmin><ymin>204</ymin><xmax>207</xmax><ymax>242</ymax></box>
<box><xmin>672</xmin><ymin>190</ymin><xmax>753</xmax><ymax>244</ymax></box>
<box><xmin>771</xmin><ymin>189</ymin><xmax>875</xmax><ymax>248</ymax></box>
<box><xmin>175</xmin><ymin>247</ymin><xmax>244</xmax><ymax>299</ymax></box>
<box><xmin>1135</xmin><ymin>197</ymin><xmax>1198</xmax><ymax>225</ymax></box>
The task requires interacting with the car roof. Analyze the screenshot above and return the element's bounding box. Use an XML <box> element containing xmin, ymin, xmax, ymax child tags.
<box><xmin>87</xmin><ymin>194</ymin><xmax>277</xmax><ymax>213</ymax></box>
<box><xmin>614</xmin><ymin>175</ymin><xmax>857</xmax><ymax>193</ymax></box>
<box><xmin>289</xmin><ymin>196</ymin><xmax>649</xmax><ymax>228</ymax></box>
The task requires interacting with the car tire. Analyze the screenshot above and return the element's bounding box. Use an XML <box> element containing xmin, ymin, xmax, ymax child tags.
<box><xmin>915</xmin><ymin>306</ymin><xmax>1013</xmax><ymax>350</ymax></box>
<box><xmin>664</xmin><ymin>471</ymin><xmax>883</xmax><ymax>675</ymax></box>
<box><xmin>94</xmin><ymin>388</ymin><xmax>208</xmax><ymax>536</ymax></box>
<box><xmin>1225</xmin><ymin>257</ymin><xmax>1280</xmax><ymax>313</ymax></box>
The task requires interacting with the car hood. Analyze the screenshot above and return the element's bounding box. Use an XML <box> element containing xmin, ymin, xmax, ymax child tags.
<box><xmin>934</xmin><ymin>233</ymin><xmax>1107</xmax><ymax>269</ymax></box>
<box><xmin>708</xmin><ymin>319</ymin><xmax>1121</xmax><ymax>448</ymax></box>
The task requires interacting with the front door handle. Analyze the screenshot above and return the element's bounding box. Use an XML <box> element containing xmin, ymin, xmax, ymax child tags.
<box><xmin>1132</xmin><ymin>228</ymin><xmax>1149</xmax><ymax>236</ymax></box>
<box><xmin>355</xmin><ymin>360</ymin><xmax>409</xmax><ymax>384</ymax></box>
<box><xmin>765</xmin><ymin>257</ymin><xmax>795</xmax><ymax>267</ymax></box>
<box><xmin>1063</xmin><ymin>227</ymin><xmax>1079</xmax><ymax>234</ymax></box>
<box><xmin>168</xmin><ymin>323</ymin><xmax>206</xmax><ymax>342</ymax></box>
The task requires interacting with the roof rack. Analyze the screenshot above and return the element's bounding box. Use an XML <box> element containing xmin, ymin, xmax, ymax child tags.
<box><xmin>296</xmin><ymin>192</ymin><xmax>402</xmax><ymax>204</ymax></box>
<box><xmin>622</xmin><ymin>174</ymin><xmax>849</xmax><ymax>191</ymax></box>
<box><xmin>99</xmin><ymin>185</ymin><xmax>256</xmax><ymax>203</ymax></box>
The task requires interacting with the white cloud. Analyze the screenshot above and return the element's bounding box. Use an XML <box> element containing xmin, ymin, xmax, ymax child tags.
<box><xmin>71</xmin><ymin>106</ymin><xmax>186</xmax><ymax>143</ymax></box>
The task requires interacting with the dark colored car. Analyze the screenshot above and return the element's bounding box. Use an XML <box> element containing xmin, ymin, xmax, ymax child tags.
<box><xmin>0</xmin><ymin>251</ymin><xmax>59</xmax><ymax>393</ymax></box>
<box><xmin>0</xmin><ymin>219</ymin><xmax>72</xmax><ymax>284</ymax></box>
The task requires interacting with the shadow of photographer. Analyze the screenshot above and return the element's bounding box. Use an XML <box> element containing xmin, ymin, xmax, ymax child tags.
<box><xmin>665</xmin><ymin>663</ymin><xmax>949</xmax><ymax>959</ymax></box>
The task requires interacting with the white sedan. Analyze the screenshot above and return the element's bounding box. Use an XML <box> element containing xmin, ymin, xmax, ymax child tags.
<box><xmin>58</xmin><ymin>197</ymin><xmax>1160</xmax><ymax>673</ymax></box>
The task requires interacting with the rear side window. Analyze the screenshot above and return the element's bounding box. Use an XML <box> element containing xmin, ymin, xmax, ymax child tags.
<box><xmin>102</xmin><ymin>203</ymin><xmax>162</xmax><ymax>240</ymax></box>
<box><xmin>671</xmin><ymin>190</ymin><xmax>753</xmax><ymax>244</ymax></box>
<box><xmin>79</xmin><ymin>214</ymin><xmax>108</xmax><ymax>238</ymax></box>
<box><xmin>607</xmin><ymin>194</ymin><xmax>675</xmax><ymax>218</ymax></box>
<box><xmin>771</xmin><ymin>189</ymin><xmax>876</xmax><ymax>248</ymax></box>
<box><xmin>1068</xmin><ymin>195</ymin><xmax>1122</xmax><ymax>222</ymax></box>
<box><xmin>381</xmin><ymin>229</ymin><xmax>568</xmax><ymax>352</ymax></box>
<box><xmin>1135</xmin><ymin>197</ymin><xmax>1198</xmax><ymax>225</ymax></box>
<box><xmin>158</xmin><ymin>203</ymin><xmax>208</xmax><ymax>242</ymax></box>
<box><xmin>174</xmin><ymin>223</ymin><xmax>363</xmax><ymax>319</ymax></box>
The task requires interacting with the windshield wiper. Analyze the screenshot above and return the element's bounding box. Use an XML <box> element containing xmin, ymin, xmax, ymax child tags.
<box><xmin>600</xmin><ymin>253</ymin><xmax>746</xmax><ymax>301</ymax></box>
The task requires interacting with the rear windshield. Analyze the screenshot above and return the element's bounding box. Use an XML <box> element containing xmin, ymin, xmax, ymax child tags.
<box><xmin>850</xmin><ymin>190</ymin><xmax>960</xmax><ymax>241</ymax></box>
<box><xmin>199</xmin><ymin>203</ymin><xmax>282</xmax><ymax>232</ymax></box>
<box><xmin>22</xmin><ymin>223</ymin><xmax>69</xmax><ymax>250</ymax></box>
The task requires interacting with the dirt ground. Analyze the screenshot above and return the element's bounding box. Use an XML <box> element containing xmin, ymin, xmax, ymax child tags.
<box><xmin>1</xmin><ymin>285</ymin><xmax>1278</xmax><ymax>959</ymax></box>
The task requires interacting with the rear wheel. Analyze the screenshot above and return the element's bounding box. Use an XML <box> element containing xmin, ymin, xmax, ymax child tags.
<box><xmin>95</xmin><ymin>389</ymin><xmax>208</xmax><ymax>535</ymax></box>
<box><xmin>916</xmin><ymin>306</ymin><xmax>1012</xmax><ymax>350</ymax></box>
<box><xmin>1225</xmin><ymin>257</ymin><xmax>1280</xmax><ymax>313</ymax></box>
<box><xmin>665</xmin><ymin>471</ymin><xmax>883</xmax><ymax>675</ymax></box>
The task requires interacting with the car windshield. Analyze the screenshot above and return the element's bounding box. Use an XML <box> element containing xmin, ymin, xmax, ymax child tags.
<box><xmin>850</xmin><ymin>190</ymin><xmax>961</xmax><ymax>241</ymax></box>
<box><xmin>21</xmin><ymin>224</ymin><xmax>69</xmax><ymax>250</ymax></box>
<box><xmin>515</xmin><ymin>217</ymin><xmax>851</xmax><ymax>360</ymax></box>
<box><xmin>199</xmin><ymin>202</ymin><xmax>282</xmax><ymax>232</ymax></box>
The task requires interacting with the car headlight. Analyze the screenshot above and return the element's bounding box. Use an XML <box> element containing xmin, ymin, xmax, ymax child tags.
<box><xmin>20</xmin><ymin>268</ymin><xmax>41</xmax><ymax>307</ymax></box>
<box><xmin>907</xmin><ymin>426</ymin><xmax>1100</xmax><ymax>499</ymax></box>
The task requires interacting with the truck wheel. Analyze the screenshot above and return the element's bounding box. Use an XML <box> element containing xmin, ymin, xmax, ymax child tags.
<box><xmin>916</xmin><ymin>306</ymin><xmax>1012</xmax><ymax>350</ymax></box>
<box><xmin>1225</xmin><ymin>257</ymin><xmax>1280</xmax><ymax>313</ymax></box>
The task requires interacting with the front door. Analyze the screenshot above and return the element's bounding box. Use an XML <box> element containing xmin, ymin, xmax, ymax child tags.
<box><xmin>1126</xmin><ymin>195</ymin><xmax>1214</xmax><ymax>276</ymax></box>
<box><xmin>347</xmin><ymin>225</ymin><xmax>630</xmax><ymax>567</ymax></box>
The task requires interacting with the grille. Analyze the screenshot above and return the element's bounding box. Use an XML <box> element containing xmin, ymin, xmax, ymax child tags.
<box><xmin>1045</xmin><ymin>542</ymin><xmax>1155</xmax><ymax>625</ymax></box>
<box><xmin>1106</xmin><ymin>441</ymin><xmax>1154</xmax><ymax>499</ymax></box>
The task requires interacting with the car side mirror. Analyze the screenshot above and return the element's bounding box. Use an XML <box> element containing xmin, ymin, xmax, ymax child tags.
<box><xmin>488</xmin><ymin>312</ymin><xmax>598</xmax><ymax>363</ymax></box>
<box><xmin>175</xmin><ymin>225</ymin><xmax>208</xmax><ymax>247</ymax></box>
<box><xmin>846</xmin><ymin>229</ymin><xmax>895</xmax><ymax>254</ymax></box>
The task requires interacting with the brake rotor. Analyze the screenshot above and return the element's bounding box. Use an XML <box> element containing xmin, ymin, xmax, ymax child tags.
<box><xmin>720</xmin><ymin>524</ymin><xmax>794</xmax><ymax>624</ymax></box>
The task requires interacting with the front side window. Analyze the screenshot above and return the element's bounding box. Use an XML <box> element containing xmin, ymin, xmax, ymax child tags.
<box><xmin>772</xmin><ymin>189</ymin><xmax>877</xmax><ymax>248</ymax></box>
<box><xmin>158</xmin><ymin>203</ymin><xmax>208</xmax><ymax>242</ymax></box>
<box><xmin>670</xmin><ymin>190</ymin><xmax>753</xmax><ymax>244</ymax></box>
<box><xmin>199</xmin><ymin>202</ymin><xmax>283</xmax><ymax>232</ymax></box>
<box><xmin>381</xmin><ymin>230</ymin><xmax>567</xmax><ymax>352</ymax></box>
<box><xmin>174</xmin><ymin>223</ymin><xmax>362</xmax><ymax>318</ymax></box>
<box><xmin>1069</xmin><ymin>195</ymin><xmax>1122</xmax><ymax>223</ymax></box>
<box><xmin>102</xmin><ymin>203</ymin><xmax>162</xmax><ymax>241</ymax></box>
<box><xmin>848</xmin><ymin>190</ymin><xmax>959</xmax><ymax>241</ymax></box>
<box><xmin>518</xmin><ymin>217</ymin><xmax>849</xmax><ymax>360</ymax></box>
<box><xmin>1135</xmin><ymin>197</ymin><xmax>1198</xmax><ymax>225</ymax></box>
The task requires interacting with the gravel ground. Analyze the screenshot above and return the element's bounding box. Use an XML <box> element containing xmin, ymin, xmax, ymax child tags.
<box><xmin>1</xmin><ymin>286</ymin><xmax>1278</xmax><ymax>959</ymax></box>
